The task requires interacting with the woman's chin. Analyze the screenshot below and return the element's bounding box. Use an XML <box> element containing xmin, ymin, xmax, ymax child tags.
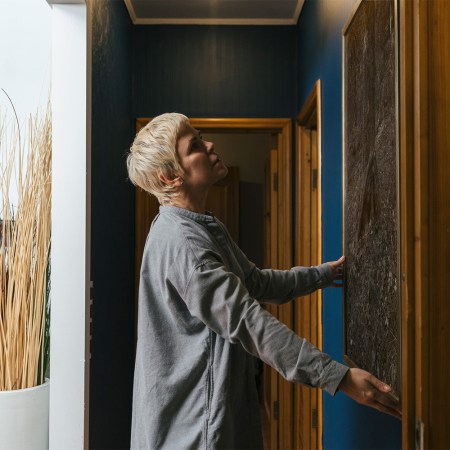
<box><xmin>219</xmin><ymin>166</ymin><xmax>228</xmax><ymax>179</ymax></box>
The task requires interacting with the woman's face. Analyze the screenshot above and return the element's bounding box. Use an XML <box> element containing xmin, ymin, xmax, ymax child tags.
<box><xmin>176</xmin><ymin>122</ymin><xmax>228</xmax><ymax>190</ymax></box>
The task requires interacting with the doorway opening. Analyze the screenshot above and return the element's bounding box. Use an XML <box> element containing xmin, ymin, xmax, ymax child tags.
<box><xmin>133</xmin><ymin>117</ymin><xmax>292</xmax><ymax>449</ymax></box>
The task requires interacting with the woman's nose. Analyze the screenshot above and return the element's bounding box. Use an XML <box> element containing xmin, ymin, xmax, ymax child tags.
<box><xmin>206</xmin><ymin>141</ymin><xmax>214</xmax><ymax>153</ymax></box>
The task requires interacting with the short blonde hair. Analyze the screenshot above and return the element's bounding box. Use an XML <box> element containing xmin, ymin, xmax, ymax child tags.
<box><xmin>127</xmin><ymin>113</ymin><xmax>189</xmax><ymax>204</ymax></box>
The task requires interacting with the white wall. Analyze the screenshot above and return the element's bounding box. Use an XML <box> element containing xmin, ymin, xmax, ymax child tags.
<box><xmin>50</xmin><ymin>4</ymin><xmax>90</xmax><ymax>449</ymax></box>
<box><xmin>0</xmin><ymin>0</ymin><xmax>51</xmax><ymax>118</ymax></box>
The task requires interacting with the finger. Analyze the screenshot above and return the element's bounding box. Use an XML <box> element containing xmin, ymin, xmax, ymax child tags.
<box><xmin>360</xmin><ymin>389</ymin><xmax>401</xmax><ymax>418</ymax></box>
<box><xmin>336</xmin><ymin>255</ymin><xmax>345</xmax><ymax>265</ymax></box>
<box><xmin>368</xmin><ymin>374</ymin><xmax>391</xmax><ymax>393</ymax></box>
<box><xmin>368</xmin><ymin>377</ymin><xmax>402</xmax><ymax>415</ymax></box>
<box><xmin>372</xmin><ymin>400</ymin><xmax>402</xmax><ymax>420</ymax></box>
<box><xmin>372</xmin><ymin>392</ymin><xmax>402</xmax><ymax>418</ymax></box>
<box><xmin>329</xmin><ymin>258</ymin><xmax>345</xmax><ymax>270</ymax></box>
<box><xmin>372</xmin><ymin>390</ymin><xmax>401</xmax><ymax>412</ymax></box>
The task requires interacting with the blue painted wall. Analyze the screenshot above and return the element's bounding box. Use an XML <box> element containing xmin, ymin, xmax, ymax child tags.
<box><xmin>90</xmin><ymin>0</ymin><xmax>134</xmax><ymax>448</ymax></box>
<box><xmin>296</xmin><ymin>1</ymin><xmax>401</xmax><ymax>448</ymax></box>
<box><xmin>133</xmin><ymin>25</ymin><xmax>296</xmax><ymax>118</ymax></box>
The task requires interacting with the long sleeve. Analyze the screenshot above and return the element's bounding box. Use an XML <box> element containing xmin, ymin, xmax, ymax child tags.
<box><xmin>181</xmin><ymin>258</ymin><xmax>348</xmax><ymax>395</ymax></box>
<box><xmin>133</xmin><ymin>206</ymin><xmax>349</xmax><ymax>449</ymax></box>
<box><xmin>244</xmin><ymin>263</ymin><xmax>333</xmax><ymax>304</ymax></box>
<box><xmin>226</xmin><ymin>224</ymin><xmax>334</xmax><ymax>304</ymax></box>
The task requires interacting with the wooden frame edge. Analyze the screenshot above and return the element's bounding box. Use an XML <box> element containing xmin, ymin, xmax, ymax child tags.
<box><xmin>295</xmin><ymin>79</ymin><xmax>323</xmax><ymax>450</ymax></box>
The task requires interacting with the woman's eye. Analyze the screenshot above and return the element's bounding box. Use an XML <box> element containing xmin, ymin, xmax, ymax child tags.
<box><xmin>192</xmin><ymin>138</ymin><xmax>204</xmax><ymax>150</ymax></box>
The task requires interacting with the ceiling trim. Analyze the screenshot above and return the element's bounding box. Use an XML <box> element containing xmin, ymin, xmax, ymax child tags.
<box><xmin>293</xmin><ymin>0</ymin><xmax>304</xmax><ymax>24</ymax></box>
<box><xmin>133</xmin><ymin>18</ymin><xmax>297</xmax><ymax>26</ymax></box>
<box><xmin>124</xmin><ymin>0</ymin><xmax>137</xmax><ymax>23</ymax></box>
<box><xmin>124</xmin><ymin>0</ymin><xmax>305</xmax><ymax>26</ymax></box>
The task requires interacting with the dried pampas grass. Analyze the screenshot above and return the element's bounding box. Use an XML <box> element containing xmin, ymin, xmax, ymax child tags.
<box><xmin>0</xmin><ymin>97</ymin><xmax>51</xmax><ymax>391</ymax></box>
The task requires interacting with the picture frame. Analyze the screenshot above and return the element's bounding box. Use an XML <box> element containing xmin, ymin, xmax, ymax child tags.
<box><xmin>342</xmin><ymin>0</ymin><xmax>401</xmax><ymax>396</ymax></box>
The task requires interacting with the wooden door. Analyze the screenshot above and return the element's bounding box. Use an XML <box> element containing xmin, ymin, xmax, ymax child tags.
<box><xmin>276</xmin><ymin>132</ymin><xmax>295</xmax><ymax>450</ymax></box>
<box><xmin>262</xmin><ymin>149</ymin><xmax>279</xmax><ymax>449</ymax></box>
<box><xmin>294</xmin><ymin>81</ymin><xmax>323</xmax><ymax>450</ymax></box>
<box><xmin>205</xmin><ymin>167</ymin><xmax>239</xmax><ymax>243</ymax></box>
<box><xmin>399</xmin><ymin>1</ymin><xmax>450</xmax><ymax>447</ymax></box>
<box><xmin>294</xmin><ymin>127</ymin><xmax>322</xmax><ymax>450</ymax></box>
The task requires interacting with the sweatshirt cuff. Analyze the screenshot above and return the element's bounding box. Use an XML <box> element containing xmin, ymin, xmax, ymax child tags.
<box><xmin>316</xmin><ymin>263</ymin><xmax>334</xmax><ymax>288</ymax></box>
<box><xmin>319</xmin><ymin>360</ymin><xmax>349</xmax><ymax>396</ymax></box>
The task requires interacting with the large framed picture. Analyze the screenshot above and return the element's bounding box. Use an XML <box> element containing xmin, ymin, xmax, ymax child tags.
<box><xmin>342</xmin><ymin>0</ymin><xmax>400</xmax><ymax>396</ymax></box>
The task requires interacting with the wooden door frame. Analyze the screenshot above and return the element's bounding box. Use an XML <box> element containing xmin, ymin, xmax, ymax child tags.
<box><xmin>262</xmin><ymin>148</ymin><xmax>280</xmax><ymax>450</ymax></box>
<box><xmin>294</xmin><ymin>80</ymin><xmax>323</xmax><ymax>450</ymax></box>
<box><xmin>400</xmin><ymin>1</ymin><xmax>450</xmax><ymax>448</ymax></box>
<box><xmin>135</xmin><ymin>118</ymin><xmax>292</xmax><ymax>265</ymax></box>
<box><xmin>399</xmin><ymin>1</ymin><xmax>419</xmax><ymax>446</ymax></box>
<box><xmin>134</xmin><ymin>118</ymin><xmax>293</xmax><ymax>448</ymax></box>
<box><xmin>135</xmin><ymin>118</ymin><xmax>293</xmax><ymax>276</ymax></box>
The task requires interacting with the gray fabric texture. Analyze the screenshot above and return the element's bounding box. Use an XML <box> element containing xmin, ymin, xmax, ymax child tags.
<box><xmin>131</xmin><ymin>206</ymin><xmax>349</xmax><ymax>450</ymax></box>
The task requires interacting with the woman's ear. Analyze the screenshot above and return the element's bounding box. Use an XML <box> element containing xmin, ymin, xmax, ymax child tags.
<box><xmin>159</xmin><ymin>173</ymin><xmax>183</xmax><ymax>187</ymax></box>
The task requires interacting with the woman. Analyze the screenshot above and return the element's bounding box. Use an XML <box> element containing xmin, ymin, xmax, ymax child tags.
<box><xmin>127</xmin><ymin>113</ymin><xmax>401</xmax><ymax>450</ymax></box>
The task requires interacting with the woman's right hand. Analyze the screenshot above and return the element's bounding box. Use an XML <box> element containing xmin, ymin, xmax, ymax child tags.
<box><xmin>325</xmin><ymin>255</ymin><xmax>345</xmax><ymax>287</ymax></box>
<box><xmin>338</xmin><ymin>367</ymin><xmax>402</xmax><ymax>419</ymax></box>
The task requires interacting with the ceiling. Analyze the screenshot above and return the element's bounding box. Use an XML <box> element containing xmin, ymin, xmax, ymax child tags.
<box><xmin>124</xmin><ymin>0</ymin><xmax>305</xmax><ymax>25</ymax></box>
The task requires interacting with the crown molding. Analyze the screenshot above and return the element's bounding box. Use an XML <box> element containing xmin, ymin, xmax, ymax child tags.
<box><xmin>124</xmin><ymin>0</ymin><xmax>304</xmax><ymax>26</ymax></box>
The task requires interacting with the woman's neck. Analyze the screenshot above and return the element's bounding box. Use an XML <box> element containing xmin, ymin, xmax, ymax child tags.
<box><xmin>165</xmin><ymin>190</ymin><xmax>208</xmax><ymax>214</ymax></box>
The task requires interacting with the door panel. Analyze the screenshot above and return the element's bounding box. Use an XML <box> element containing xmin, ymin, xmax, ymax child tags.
<box><xmin>263</xmin><ymin>150</ymin><xmax>279</xmax><ymax>449</ymax></box>
<box><xmin>205</xmin><ymin>167</ymin><xmax>239</xmax><ymax>243</ymax></box>
<box><xmin>294</xmin><ymin>81</ymin><xmax>322</xmax><ymax>450</ymax></box>
<box><xmin>276</xmin><ymin>132</ymin><xmax>294</xmax><ymax>450</ymax></box>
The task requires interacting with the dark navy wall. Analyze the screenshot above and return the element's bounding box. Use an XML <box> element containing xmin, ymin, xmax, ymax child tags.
<box><xmin>133</xmin><ymin>25</ymin><xmax>296</xmax><ymax>118</ymax></box>
<box><xmin>296</xmin><ymin>1</ymin><xmax>401</xmax><ymax>448</ymax></box>
<box><xmin>90</xmin><ymin>0</ymin><xmax>134</xmax><ymax>448</ymax></box>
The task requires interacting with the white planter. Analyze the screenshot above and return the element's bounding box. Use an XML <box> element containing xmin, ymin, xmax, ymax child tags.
<box><xmin>0</xmin><ymin>379</ymin><xmax>49</xmax><ymax>450</ymax></box>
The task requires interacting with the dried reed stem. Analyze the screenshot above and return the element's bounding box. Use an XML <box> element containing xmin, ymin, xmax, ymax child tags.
<box><xmin>0</xmin><ymin>102</ymin><xmax>51</xmax><ymax>391</ymax></box>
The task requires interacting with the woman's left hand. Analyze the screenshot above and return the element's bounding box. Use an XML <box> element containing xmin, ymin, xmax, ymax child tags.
<box><xmin>326</xmin><ymin>255</ymin><xmax>345</xmax><ymax>287</ymax></box>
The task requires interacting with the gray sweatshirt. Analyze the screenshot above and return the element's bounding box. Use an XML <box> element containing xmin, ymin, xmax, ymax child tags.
<box><xmin>131</xmin><ymin>206</ymin><xmax>348</xmax><ymax>450</ymax></box>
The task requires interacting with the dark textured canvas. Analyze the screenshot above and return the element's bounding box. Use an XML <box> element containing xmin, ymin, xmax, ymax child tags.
<box><xmin>343</xmin><ymin>0</ymin><xmax>400</xmax><ymax>396</ymax></box>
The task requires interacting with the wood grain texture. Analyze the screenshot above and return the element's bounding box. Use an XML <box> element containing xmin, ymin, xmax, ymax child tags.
<box><xmin>295</xmin><ymin>127</ymin><xmax>312</xmax><ymax>450</ymax></box>
<box><xmin>399</xmin><ymin>0</ymin><xmax>416</xmax><ymax>446</ymax></box>
<box><xmin>294</xmin><ymin>81</ymin><xmax>322</xmax><ymax>450</ymax></box>
<box><xmin>269</xmin><ymin>151</ymin><xmax>279</xmax><ymax>450</ymax></box>
<box><xmin>277</xmin><ymin>125</ymin><xmax>294</xmax><ymax>450</ymax></box>
<box><xmin>205</xmin><ymin>166</ymin><xmax>240</xmax><ymax>242</ymax></box>
<box><xmin>400</xmin><ymin>1</ymin><xmax>450</xmax><ymax>448</ymax></box>
<box><xmin>262</xmin><ymin>149</ymin><xmax>279</xmax><ymax>450</ymax></box>
<box><xmin>427</xmin><ymin>0</ymin><xmax>450</xmax><ymax>447</ymax></box>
